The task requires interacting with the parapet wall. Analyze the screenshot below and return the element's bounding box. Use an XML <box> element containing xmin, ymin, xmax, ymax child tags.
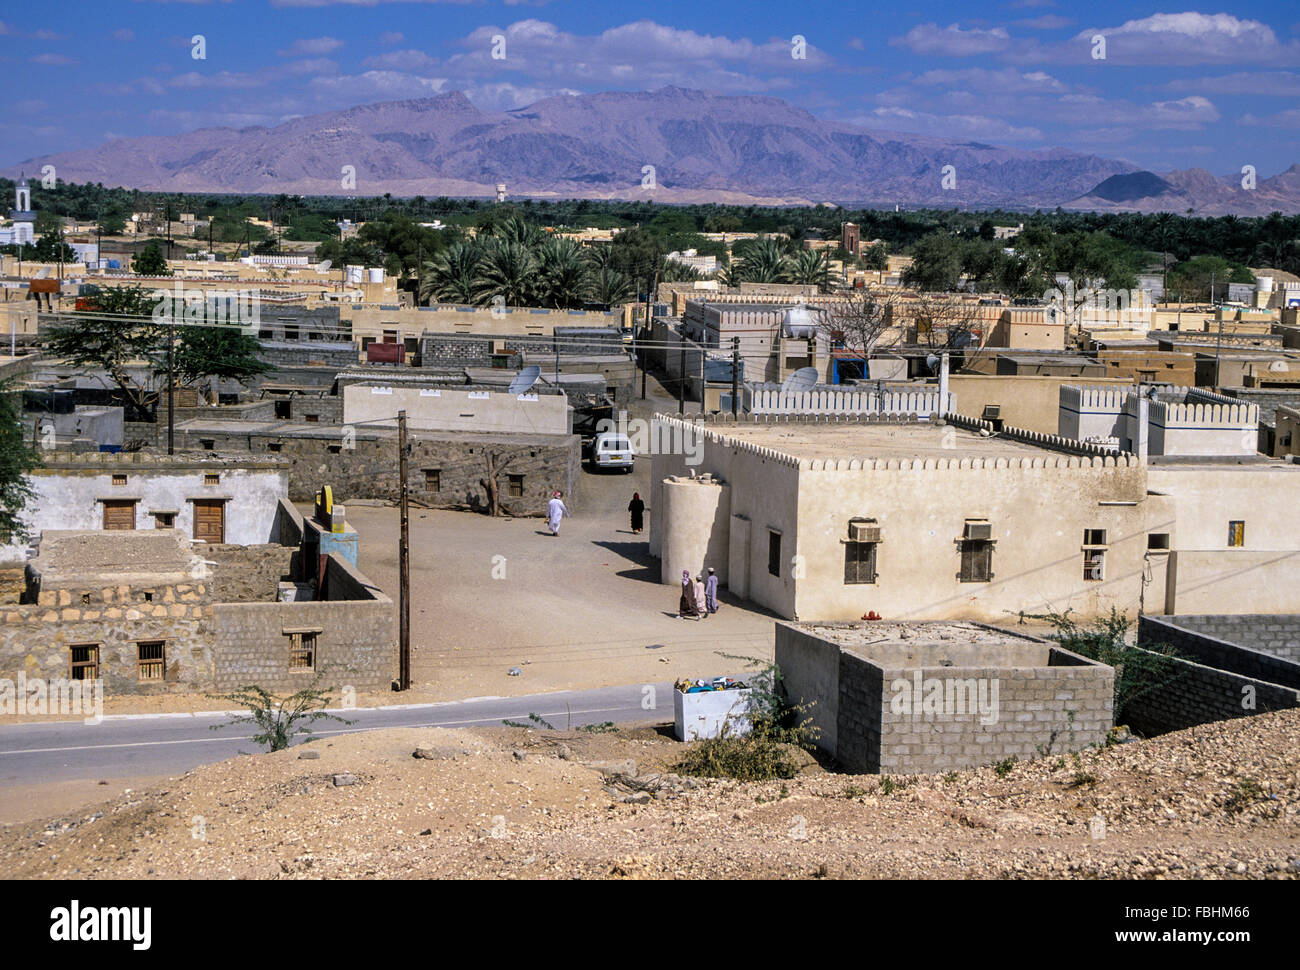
<box><xmin>745</xmin><ymin>385</ymin><xmax>952</xmax><ymax>416</ymax></box>
<box><xmin>944</xmin><ymin>411</ymin><xmax>1131</xmax><ymax>460</ymax></box>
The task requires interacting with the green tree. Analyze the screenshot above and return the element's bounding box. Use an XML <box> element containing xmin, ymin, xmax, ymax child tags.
<box><xmin>173</xmin><ymin>327</ymin><xmax>272</xmax><ymax>400</ymax></box>
<box><xmin>43</xmin><ymin>286</ymin><xmax>165</xmax><ymax>417</ymax></box>
<box><xmin>0</xmin><ymin>379</ymin><xmax>41</xmax><ymax>544</ymax></box>
<box><xmin>131</xmin><ymin>241</ymin><xmax>170</xmax><ymax>276</ymax></box>
<box><xmin>739</xmin><ymin>238</ymin><xmax>791</xmax><ymax>283</ymax></box>
<box><xmin>209</xmin><ymin>684</ymin><xmax>354</xmax><ymax>752</ymax></box>
<box><xmin>902</xmin><ymin>234</ymin><xmax>964</xmax><ymax>291</ymax></box>
<box><xmin>422</xmin><ymin>240</ymin><xmax>484</xmax><ymax>305</ymax></box>
<box><xmin>789</xmin><ymin>249</ymin><xmax>833</xmax><ymax>292</ymax></box>
<box><xmin>475</xmin><ymin>238</ymin><xmax>536</xmax><ymax>307</ymax></box>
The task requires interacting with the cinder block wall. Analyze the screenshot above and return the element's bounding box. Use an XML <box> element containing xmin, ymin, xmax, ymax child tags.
<box><xmin>1162</xmin><ymin>614</ymin><xmax>1300</xmax><ymax>667</ymax></box>
<box><xmin>1130</xmin><ymin>615</ymin><xmax>1300</xmax><ymax>736</ymax></box>
<box><xmin>836</xmin><ymin>648</ymin><xmax>1113</xmax><ymax>775</ymax></box>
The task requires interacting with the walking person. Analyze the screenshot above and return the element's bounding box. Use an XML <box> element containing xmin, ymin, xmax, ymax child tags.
<box><xmin>704</xmin><ymin>567</ymin><xmax>719</xmax><ymax>615</ymax></box>
<box><xmin>546</xmin><ymin>490</ymin><xmax>569</xmax><ymax>536</ymax></box>
<box><xmin>628</xmin><ymin>492</ymin><xmax>645</xmax><ymax>534</ymax></box>
<box><xmin>694</xmin><ymin>574</ymin><xmax>708</xmax><ymax>619</ymax></box>
<box><xmin>677</xmin><ymin>570</ymin><xmax>700</xmax><ymax>620</ymax></box>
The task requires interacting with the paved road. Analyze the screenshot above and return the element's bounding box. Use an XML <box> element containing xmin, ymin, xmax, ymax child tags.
<box><xmin>0</xmin><ymin>682</ymin><xmax>676</xmax><ymax>787</ymax></box>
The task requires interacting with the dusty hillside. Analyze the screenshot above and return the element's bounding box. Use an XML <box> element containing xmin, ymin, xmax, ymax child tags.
<box><xmin>3</xmin><ymin>711</ymin><xmax>1298</xmax><ymax>880</ymax></box>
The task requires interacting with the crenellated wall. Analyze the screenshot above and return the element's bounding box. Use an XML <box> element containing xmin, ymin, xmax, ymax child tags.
<box><xmin>745</xmin><ymin>385</ymin><xmax>953</xmax><ymax>417</ymax></box>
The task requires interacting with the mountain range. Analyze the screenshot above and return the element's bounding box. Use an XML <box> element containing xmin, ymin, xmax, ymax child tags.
<box><xmin>8</xmin><ymin>87</ymin><xmax>1299</xmax><ymax>215</ymax></box>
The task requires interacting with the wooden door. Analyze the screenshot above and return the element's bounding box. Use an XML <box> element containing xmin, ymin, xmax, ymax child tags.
<box><xmin>192</xmin><ymin>500</ymin><xmax>225</xmax><ymax>543</ymax></box>
<box><xmin>103</xmin><ymin>500</ymin><xmax>136</xmax><ymax>531</ymax></box>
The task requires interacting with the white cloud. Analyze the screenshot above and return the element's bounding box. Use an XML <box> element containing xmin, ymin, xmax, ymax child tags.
<box><xmin>890</xmin><ymin>23</ymin><xmax>1011</xmax><ymax>56</ymax></box>
<box><xmin>278</xmin><ymin>37</ymin><xmax>344</xmax><ymax>56</ymax></box>
<box><xmin>1062</xmin><ymin>12</ymin><xmax>1300</xmax><ymax>65</ymax></box>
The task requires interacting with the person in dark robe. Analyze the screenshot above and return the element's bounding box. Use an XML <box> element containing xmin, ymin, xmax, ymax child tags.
<box><xmin>628</xmin><ymin>493</ymin><xmax>645</xmax><ymax>534</ymax></box>
<box><xmin>677</xmin><ymin>570</ymin><xmax>700</xmax><ymax>619</ymax></box>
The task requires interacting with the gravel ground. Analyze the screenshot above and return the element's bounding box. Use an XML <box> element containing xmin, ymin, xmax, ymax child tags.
<box><xmin>3</xmin><ymin>708</ymin><xmax>1297</xmax><ymax>880</ymax></box>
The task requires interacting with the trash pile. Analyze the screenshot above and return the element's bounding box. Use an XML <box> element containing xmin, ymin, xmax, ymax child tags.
<box><xmin>674</xmin><ymin>676</ymin><xmax>747</xmax><ymax>694</ymax></box>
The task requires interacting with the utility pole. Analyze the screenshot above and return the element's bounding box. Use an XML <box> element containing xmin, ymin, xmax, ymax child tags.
<box><xmin>398</xmin><ymin>409</ymin><xmax>411</xmax><ymax>691</ymax></box>
<box><xmin>731</xmin><ymin>336</ymin><xmax>740</xmax><ymax>417</ymax></box>
<box><xmin>167</xmin><ymin>318</ymin><xmax>175</xmax><ymax>455</ymax></box>
<box><xmin>1211</xmin><ymin>271</ymin><xmax>1222</xmax><ymax>388</ymax></box>
<box><xmin>699</xmin><ymin>341</ymin><xmax>706</xmax><ymax>415</ymax></box>
<box><xmin>678</xmin><ymin>327</ymin><xmax>686</xmax><ymax>414</ymax></box>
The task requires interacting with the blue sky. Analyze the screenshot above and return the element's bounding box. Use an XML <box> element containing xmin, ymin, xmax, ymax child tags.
<box><xmin>4</xmin><ymin>1</ymin><xmax>1299</xmax><ymax>177</ymax></box>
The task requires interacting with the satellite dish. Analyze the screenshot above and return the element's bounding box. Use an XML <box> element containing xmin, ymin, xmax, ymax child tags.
<box><xmin>925</xmin><ymin>354</ymin><xmax>940</xmax><ymax>374</ymax></box>
<box><xmin>318</xmin><ymin>259</ymin><xmax>332</xmax><ymax>272</ymax></box>
<box><xmin>508</xmin><ymin>365</ymin><xmax>542</xmax><ymax>395</ymax></box>
<box><xmin>781</xmin><ymin>366</ymin><xmax>819</xmax><ymax>394</ymax></box>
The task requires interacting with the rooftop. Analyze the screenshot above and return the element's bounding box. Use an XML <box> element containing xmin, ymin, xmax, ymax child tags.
<box><xmin>706</xmin><ymin>420</ymin><xmax>1052</xmax><ymax>462</ymax></box>
<box><xmin>30</xmin><ymin>530</ymin><xmax>204</xmax><ymax>588</ymax></box>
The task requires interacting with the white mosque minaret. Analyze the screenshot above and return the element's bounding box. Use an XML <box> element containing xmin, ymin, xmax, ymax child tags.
<box><xmin>2</xmin><ymin>174</ymin><xmax>37</xmax><ymax>246</ymax></box>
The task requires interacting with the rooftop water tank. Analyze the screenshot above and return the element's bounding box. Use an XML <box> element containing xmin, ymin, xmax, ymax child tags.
<box><xmin>783</xmin><ymin>304</ymin><xmax>820</xmax><ymax>339</ymax></box>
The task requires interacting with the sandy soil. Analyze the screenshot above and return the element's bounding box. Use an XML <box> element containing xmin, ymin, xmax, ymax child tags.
<box><xmin>3</xmin><ymin>709</ymin><xmax>1296</xmax><ymax>880</ymax></box>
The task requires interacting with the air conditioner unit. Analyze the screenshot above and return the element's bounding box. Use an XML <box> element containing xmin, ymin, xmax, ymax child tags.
<box><xmin>964</xmin><ymin>521</ymin><xmax>992</xmax><ymax>541</ymax></box>
<box><xmin>849</xmin><ymin>522</ymin><xmax>881</xmax><ymax>543</ymax></box>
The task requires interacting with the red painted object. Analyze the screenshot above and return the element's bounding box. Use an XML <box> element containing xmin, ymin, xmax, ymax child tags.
<box><xmin>367</xmin><ymin>342</ymin><xmax>405</xmax><ymax>364</ymax></box>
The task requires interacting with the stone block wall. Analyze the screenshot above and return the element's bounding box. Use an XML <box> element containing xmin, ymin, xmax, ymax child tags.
<box><xmin>835</xmin><ymin>647</ymin><xmax>1113</xmax><ymax>775</ymax></box>
<box><xmin>0</xmin><ymin>586</ymin><xmax>214</xmax><ymax>694</ymax></box>
<box><xmin>173</xmin><ymin>425</ymin><xmax>581</xmax><ymax>513</ymax></box>
<box><xmin>205</xmin><ymin>544</ymin><xmax>297</xmax><ymax>603</ymax></box>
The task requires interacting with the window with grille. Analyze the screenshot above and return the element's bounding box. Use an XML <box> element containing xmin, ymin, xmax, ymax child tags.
<box><xmin>425</xmin><ymin>469</ymin><xmax>441</xmax><ymax>491</ymax></box>
<box><xmin>1082</xmin><ymin>528</ymin><xmax>1107</xmax><ymax>581</ymax></box>
<box><xmin>112</xmin><ymin>474</ymin><xmax>127</xmax><ymax>486</ymax></box>
<box><xmin>70</xmin><ymin>644</ymin><xmax>99</xmax><ymax>681</ymax></box>
<box><xmin>508</xmin><ymin>474</ymin><xmax>524</xmax><ymax>497</ymax></box>
<box><xmin>844</xmin><ymin>518</ymin><xmax>880</xmax><ymax>584</ymax></box>
<box><xmin>844</xmin><ymin>540</ymin><xmax>877</xmax><ymax>585</ymax></box>
<box><xmin>768</xmin><ymin>530</ymin><xmax>781</xmax><ymax>577</ymax></box>
<box><xmin>137</xmin><ymin>641</ymin><xmax>165</xmax><ymax>682</ymax></box>
<box><xmin>287</xmin><ymin>632</ymin><xmax>317</xmax><ymax>672</ymax></box>
<box><xmin>1228</xmin><ymin>520</ymin><xmax>1245</xmax><ymax>547</ymax></box>
<box><xmin>204</xmin><ymin>473</ymin><xmax>220</xmax><ymax>485</ymax></box>
<box><xmin>958</xmin><ymin>540</ymin><xmax>993</xmax><ymax>583</ymax></box>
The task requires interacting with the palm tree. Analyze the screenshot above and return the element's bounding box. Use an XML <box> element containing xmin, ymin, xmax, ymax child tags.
<box><xmin>789</xmin><ymin>249</ymin><xmax>833</xmax><ymax>292</ymax></box>
<box><xmin>718</xmin><ymin>260</ymin><xmax>744</xmax><ymax>289</ymax></box>
<box><xmin>534</xmin><ymin>237</ymin><xmax>591</xmax><ymax>308</ymax></box>
<box><xmin>589</xmin><ymin>266</ymin><xmax>633</xmax><ymax>306</ymax></box>
<box><xmin>475</xmin><ymin>238</ymin><xmax>536</xmax><ymax>307</ymax></box>
<box><xmin>741</xmin><ymin>238</ymin><xmax>792</xmax><ymax>283</ymax></box>
<box><xmin>422</xmin><ymin>241</ymin><xmax>484</xmax><ymax>305</ymax></box>
<box><xmin>493</xmin><ymin>214</ymin><xmax>541</xmax><ymax>250</ymax></box>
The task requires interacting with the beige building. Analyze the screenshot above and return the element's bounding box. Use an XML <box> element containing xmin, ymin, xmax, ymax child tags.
<box><xmin>648</xmin><ymin>413</ymin><xmax>1300</xmax><ymax>624</ymax></box>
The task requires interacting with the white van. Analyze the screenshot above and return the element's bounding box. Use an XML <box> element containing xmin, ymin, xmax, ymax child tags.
<box><xmin>592</xmin><ymin>431</ymin><xmax>634</xmax><ymax>472</ymax></box>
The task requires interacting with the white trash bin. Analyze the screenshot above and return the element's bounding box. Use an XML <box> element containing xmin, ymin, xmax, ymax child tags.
<box><xmin>674</xmin><ymin>687</ymin><xmax>753</xmax><ymax>742</ymax></box>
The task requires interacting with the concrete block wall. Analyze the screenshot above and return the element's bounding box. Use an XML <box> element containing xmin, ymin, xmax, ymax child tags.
<box><xmin>211</xmin><ymin>597</ymin><xmax>395</xmax><ymax>691</ymax></box>
<box><xmin>835</xmin><ymin>650</ymin><xmax>1112</xmax><ymax>774</ymax></box>
<box><xmin>1157</xmin><ymin>614</ymin><xmax>1300</xmax><ymax>667</ymax></box>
